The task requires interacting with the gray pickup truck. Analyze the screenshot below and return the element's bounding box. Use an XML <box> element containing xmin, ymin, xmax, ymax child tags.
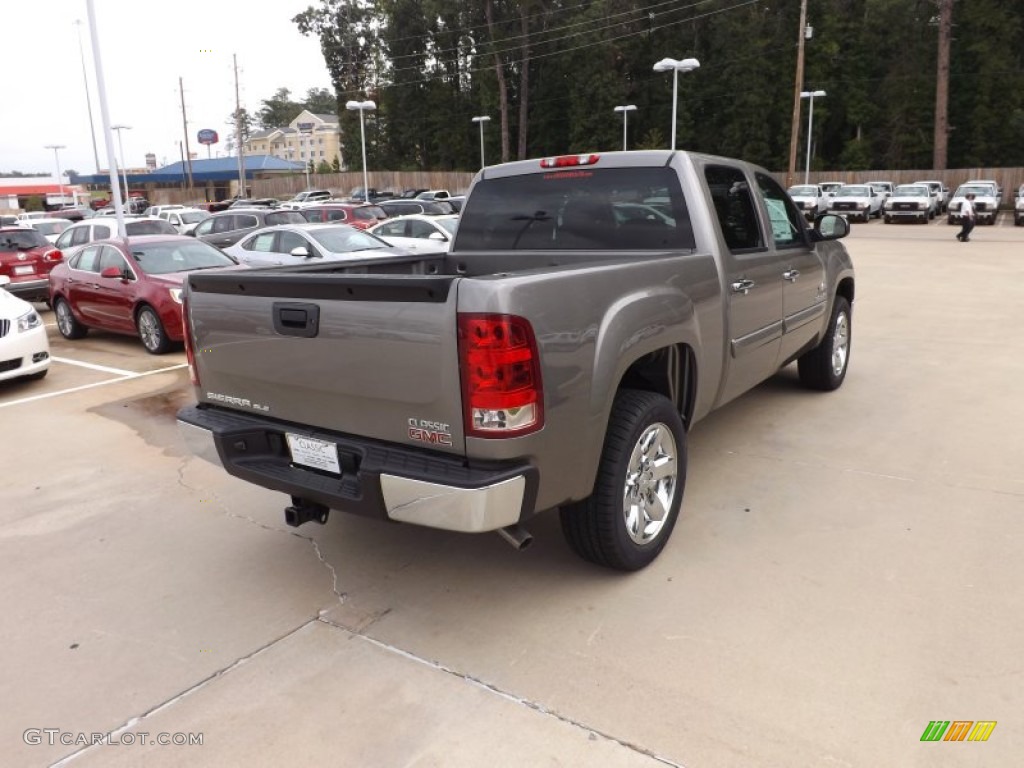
<box><xmin>177</xmin><ymin>150</ymin><xmax>855</xmax><ymax>570</ymax></box>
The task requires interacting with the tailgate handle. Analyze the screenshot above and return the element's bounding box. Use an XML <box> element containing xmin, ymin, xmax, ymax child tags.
<box><xmin>273</xmin><ymin>302</ymin><xmax>320</xmax><ymax>338</ymax></box>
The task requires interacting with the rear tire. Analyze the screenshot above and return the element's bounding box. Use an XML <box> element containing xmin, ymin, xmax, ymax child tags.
<box><xmin>136</xmin><ymin>306</ymin><xmax>171</xmax><ymax>354</ymax></box>
<box><xmin>560</xmin><ymin>390</ymin><xmax>686</xmax><ymax>571</ymax></box>
<box><xmin>54</xmin><ymin>297</ymin><xmax>88</xmax><ymax>340</ymax></box>
<box><xmin>798</xmin><ymin>296</ymin><xmax>851</xmax><ymax>391</ymax></box>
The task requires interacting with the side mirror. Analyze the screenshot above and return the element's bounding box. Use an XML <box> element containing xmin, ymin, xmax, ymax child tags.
<box><xmin>427</xmin><ymin>232</ymin><xmax>447</xmax><ymax>241</ymax></box>
<box><xmin>100</xmin><ymin>266</ymin><xmax>126</xmax><ymax>279</ymax></box>
<box><xmin>290</xmin><ymin>246</ymin><xmax>312</xmax><ymax>258</ymax></box>
<box><xmin>811</xmin><ymin>213</ymin><xmax>850</xmax><ymax>240</ymax></box>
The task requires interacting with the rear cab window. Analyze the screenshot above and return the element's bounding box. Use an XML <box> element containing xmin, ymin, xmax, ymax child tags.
<box><xmin>455</xmin><ymin>167</ymin><xmax>695</xmax><ymax>250</ymax></box>
<box><xmin>266</xmin><ymin>211</ymin><xmax>306</xmax><ymax>226</ymax></box>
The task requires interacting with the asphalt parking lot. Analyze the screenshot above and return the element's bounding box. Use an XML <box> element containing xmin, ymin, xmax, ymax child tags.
<box><xmin>2</xmin><ymin>215</ymin><xmax>1022</xmax><ymax>767</ymax></box>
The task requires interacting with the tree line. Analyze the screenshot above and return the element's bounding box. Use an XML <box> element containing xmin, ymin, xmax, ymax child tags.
<box><xmin>281</xmin><ymin>0</ymin><xmax>1024</xmax><ymax>174</ymax></box>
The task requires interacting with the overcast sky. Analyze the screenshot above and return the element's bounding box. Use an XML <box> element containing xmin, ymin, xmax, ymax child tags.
<box><xmin>4</xmin><ymin>0</ymin><xmax>332</xmax><ymax>176</ymax></box>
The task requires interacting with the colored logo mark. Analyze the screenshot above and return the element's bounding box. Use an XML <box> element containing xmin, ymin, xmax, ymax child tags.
<box><xmin>920</xmin><ymin>721</ymin><xmax>996</xmax><ymax>742</ymax></box>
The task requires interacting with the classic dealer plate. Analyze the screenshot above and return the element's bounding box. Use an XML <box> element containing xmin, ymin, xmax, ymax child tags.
<box><xmin>286</xmin><ymin>433</ymin><xmax>341</xmax><ymax>474</ymax></box>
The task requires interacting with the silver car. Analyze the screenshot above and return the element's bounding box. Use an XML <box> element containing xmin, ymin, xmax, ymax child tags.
<box><xmin>222</xmin><ymin>223</ymin><xmax>412</xmax><ymax>267</ymax></box>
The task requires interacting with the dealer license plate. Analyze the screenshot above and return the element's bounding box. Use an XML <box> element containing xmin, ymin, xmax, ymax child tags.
<box><xmin>286</xmin><ymin>433</ymin><xmax>341</xmax><ymax>474</ymax></box>
<box><xmin>13</xmin><ymin>265</ymin><xmax>34</xmax><ymax>275</ymax></box>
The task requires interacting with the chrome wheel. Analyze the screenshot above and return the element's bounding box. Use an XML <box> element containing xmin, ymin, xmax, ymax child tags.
<box><xmin>623</xmin><ymin>422</ymin><xmax>678</xmax><ymax>545</ymax></box>
<box><xmin>137</xmin><ymin>308</ymin><xmax>166</xmax><ymax>353</ymax></box>
<box><xmin>56</xmin><ymin>301</ymin><xmax>74</xmax><ymax>337</ymax></box>
<box><xmin>831</xmin><ymin>311</ymin><xmax>850</xmax><ymax>376</ymax></box>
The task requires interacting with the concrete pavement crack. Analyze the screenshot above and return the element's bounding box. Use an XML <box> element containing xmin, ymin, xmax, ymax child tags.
<box><xmin>49</xmin><ymin>620</ymin><xmax>320</xmax><ymax>767</ymax></box>
<box><xmin>192</xmin><ymin>486</ymin><xmax>347</xmax><ymax>606</ymax></box>
<box><xmin>316</xmin><ymin>616</ymin><xmax>686</xmax><ymax>767</ymax></box>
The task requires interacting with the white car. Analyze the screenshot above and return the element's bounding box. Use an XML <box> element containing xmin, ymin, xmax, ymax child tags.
<box><xmin>818</xmin><ymin>181</ymin><xmax>844</xmax><ymax>200</ymax></box>
<box><xmin>948</xmin><ymin>183</ymin><xmax>1000</xmax><ymax>225</ymax></box>
<box><xmin>865</xmin><ymin>180</ymin><xmax>896</xmax><ymax>199</ymax></box>
<box><xmin>278</xmin><ymin>190</ymin><xmax>333</xmax><ymax>210</ymax></box>
<box><xmin>913</xmin><ymin>179</ymin><xmax>950</xmax><ymax>212</ymax></box>
<box><xmin>368</xmin><ymin>214</ymin><xmax>457</xmax><ymax>253</ymax></box>
<box><xmin>414</xmin><ymin>189</ymin><xmax>451</xmax><ymax>201</ymax></box>
<box><xmin>24</xmin><ymin>217</ymin><xmax>74</xmax><ymax>243</ymax></box>
<box><xmin>1014</xmin><ymin>184</ymin><xmax>1024</xmax><ymax>226</ymax></box>
<box><xmin>828</xmin><ymin>184</ymin><xmax>883</xmax><ymax>222</ymax></box>
<box><xmin>15</xmin><ymin>212</ymin><xmax>50</xmax><ymax>222</ymax></box>
<box><xmin>223</xmin><ymin>223</ymin><xmax>412</xmax><ymax>267</ymax></box>
<box><xmin>53</xmin><ymin>217</ymin><xmax>178</xmax><ymax>259</ymax></box>
<box><xmin>882</xmin><ymin>184</ymin><xmax>935</xmax><ymax>224</ymax></box>
<box><xmin>967</xmin><ymin>178</ymin><xmax>1002</xmax><ymax>204</ymax></box>
<box><xmin>786</xmin><ymin>184</ymin><xmax>829</xmax><ymax>220</ymax></box>
<box><xmin>142</xmin><ymin>204</ymin><xmax>186</xmax><ymax>218</ymax></box>
<box><xmin>158</xmin><ymin>208</ymin><xmax>210</xmax><ymax>235</ymax></box>
<box><xmin>0</xmin><ymin>276</ymin><xmax>50</xmax><ymax>382</ymax></box>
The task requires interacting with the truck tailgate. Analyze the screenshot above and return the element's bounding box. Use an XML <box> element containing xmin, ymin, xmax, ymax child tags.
<box><xmin>186</xmin><ymin>270</ymin><xmax>466</xmax><ymax>454</ymax></box>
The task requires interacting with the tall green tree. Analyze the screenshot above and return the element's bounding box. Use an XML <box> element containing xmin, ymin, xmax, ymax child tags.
<box><xmin>257</xmin><ymin>88</ymin><xmax>302</xmax><ymax>129</ymax></box>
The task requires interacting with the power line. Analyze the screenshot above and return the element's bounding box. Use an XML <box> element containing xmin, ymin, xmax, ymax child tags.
<box><xmin>333</xmin><ymin>0</ymin><xmax>760</xmax><ymax>96</ymax></box>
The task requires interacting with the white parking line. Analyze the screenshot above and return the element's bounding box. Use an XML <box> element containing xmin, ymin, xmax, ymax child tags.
<box><xmin>0</xmin><ymin>364</ymin><xmax>188</xmax><ymax>409</ymax></box>
<box><xmin>51</xmin><ymin>356</ymin><xmax>135</xmax><ymax>376</ymax></box>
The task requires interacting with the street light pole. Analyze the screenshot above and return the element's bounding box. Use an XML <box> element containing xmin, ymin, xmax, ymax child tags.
<box><xmin>44</xmin><ymin>144</ymin><xmax>66</xmax><ymax>207</ymax></box>
<box><xmin>471</xmin><ymin>115</ymin><xmax>491</xmax><ymax>169</ymax></box>
<box><xmin>345</xmin><ymin>100</ymin><xmax>376</xmax><ymax>200</ymax></box>
<box><xmin>801</xmin><ymin>90</ymin><xmax>826</xmax><ymax>184</ymax></box>
<box><xmin>111</xmin><ymin>124</ymin><xmax>131</xmax><ymax>208</ymax></box>
<box><xmin>653</xmin><ymin>58</ymin><xmax>700</xmax><ymax>151</ymax></box>
<box><xmin>613</xmin><ymin>105</ymin><xmax>637</xmax><ymax>151</ymax></box>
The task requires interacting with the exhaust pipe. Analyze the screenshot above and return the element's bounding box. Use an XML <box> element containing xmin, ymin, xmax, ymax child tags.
<box><xmin>284</xmin><ymin>497</ymin><xmax>330</xmax><ymax>527</ymax></box>
<box><xmin>496</xmin><ymin>524</ymin><xmax>533</xmax><ymax>551</ymax></box>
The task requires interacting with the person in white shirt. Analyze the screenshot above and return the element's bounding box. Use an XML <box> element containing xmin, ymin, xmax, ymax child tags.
<box><xmin>956</xmin><ymin>193</ymin><xmax>976</xmax><ymax>242</ymax></box>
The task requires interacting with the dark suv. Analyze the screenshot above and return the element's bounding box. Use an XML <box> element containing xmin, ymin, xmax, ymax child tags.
<box><xmin>378</xmin><ymin>199</ymin><xmax>454</xmax><ymax>217</ymax></box>
<box><xmin>192</xmin><ymin>209</ymin><xmax>306</xmax><ymax>248</ymax></box>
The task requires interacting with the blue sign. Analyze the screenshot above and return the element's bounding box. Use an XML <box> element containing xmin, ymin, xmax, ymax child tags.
<box><xmin>197</xmin><ymin>129</ymin><xmax>219</xmax><ymax>145</ymax></box>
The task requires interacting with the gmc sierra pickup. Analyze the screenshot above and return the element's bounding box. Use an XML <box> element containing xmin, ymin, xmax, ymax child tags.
<box><xmin>177</xmin><ymin>150</ymin><xmax>855</xmax><ymax>570</ymax></box>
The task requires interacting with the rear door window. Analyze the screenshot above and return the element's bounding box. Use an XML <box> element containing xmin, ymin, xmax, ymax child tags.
<box><xmin>705</xmin><ymin>165</ymin><xmax>764</xmax><ymax>252</ymax></box>
<box><xmin>265</xmin><ymin>211</ymin><xmax>305</xmax><ymax>225</ymax></box>
<box><xmin>73</xmin><ymin>245</ymin><xmax>102</xmax><ymax>273</ymax></box>
<box><xmin>455</xmin><ymin>166</ymin><xmax>695</xmax><ymax>251</ymax></box>
<box><xmin>91</xmin><ymin>223</ymin><xmax>113</xmax><ymax>241</ymax></box>
<box><xmin>245</xmin><ymin>233</ymin><xmax>277</xmax><ymax>252</ymax></box>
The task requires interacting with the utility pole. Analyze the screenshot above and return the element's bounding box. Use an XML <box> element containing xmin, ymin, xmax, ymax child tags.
<box><xmin>786</xmin><ymin>0</ymin><xmax>809</xmax><ymax>189</ymax></box>
<box><xmin>74</xmin><ymin>20</ymin><xmax>102</xmax><ymax>174</ymax></box>
<box><xmin>234</xmin><ymin>54</ymin><xmax>247</xmax><ymax>198</ymax></box>
<box><xmin>933</xmin><ymin>0</ymin><xmax>953</xmax><ymax>170</ymax></box>
<box><xmin>179</xmin><ymin>77</ymin><xmax>195</xmax><ymax>195</ymax></box>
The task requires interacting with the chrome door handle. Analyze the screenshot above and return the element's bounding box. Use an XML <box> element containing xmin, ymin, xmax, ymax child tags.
<box><xmin>783</xmin><ymin>269</ymin><xmax>800</xmax><ymax>282</ymax></box>
<box><xmin>731</xmin><ymin>279</ymin><xmax>756</xmax><ymax>295</ymax></box>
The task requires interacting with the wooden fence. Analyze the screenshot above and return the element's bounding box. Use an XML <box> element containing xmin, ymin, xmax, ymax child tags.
<box><xmin>251</xmin><ymin>171</ymin><xmax>477</xmax><ymax>200</ymax></box>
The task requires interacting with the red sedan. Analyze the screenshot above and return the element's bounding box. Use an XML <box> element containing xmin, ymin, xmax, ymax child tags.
<box><xmin>48</xmin><ymin>235</ymin><xmax>238</xmax><ymax>354</ymax></box>
<box><xmin>0</xmin><ymin>226</ymin><xmax>64</xmax><ymax>303</ymax></box>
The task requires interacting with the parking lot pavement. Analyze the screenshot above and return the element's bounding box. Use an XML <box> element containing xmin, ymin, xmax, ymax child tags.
<box><xmin>2</xmin><ymin>224</ymin><xmax>1022</xmax><ymax>766</ymax></box>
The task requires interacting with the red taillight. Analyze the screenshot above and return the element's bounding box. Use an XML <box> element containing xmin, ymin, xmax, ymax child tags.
<box><xmin>182</xmin><ymin>291</ymin><xmax>199</xmax><ymax>386</ymax></box>
<box><xmin>43</xmin><ymin>248</ymin><xmax>63</xmax><ymax>262</ymax></box>
<box><xmin>540</xmin><ymin>154</ymin><xmax>600</xmax><ymax>168</ymax></box>
<box><xmin>458</xmin><ymin>314</ymin><xmax>543</xmax><ymax>438</ymax></box>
